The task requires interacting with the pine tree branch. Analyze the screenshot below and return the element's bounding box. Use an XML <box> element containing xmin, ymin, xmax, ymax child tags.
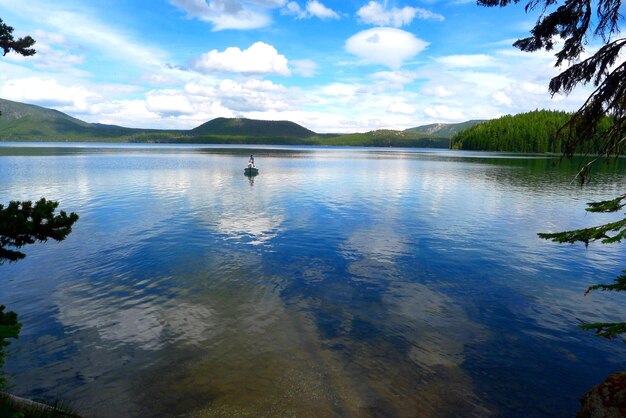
<box><xmin>538</xmin><ymin>216</ymin><xmax>626</xmax><ymax>245</ymax></box>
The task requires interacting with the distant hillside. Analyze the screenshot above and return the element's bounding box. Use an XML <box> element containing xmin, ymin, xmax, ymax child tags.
<box><xmin>0</xmin><ymin>98</ymin><xmax>167</xmax><ymax>141</ymax></box>
<box><xmin>451</xmin><ymin>110</ymin><xmax>577</xmax><ymax>153</ymax></box>
<box><xmin>322</xmin><ymin>129</ymin><xmax>449</xmax><ymax>148</ymax></box>
<box><xmin>0</xmin><ymin>97</ymin><xmax>489</xmax><ymax>149</ymax></box>
<box><xmin>405</xmin><ymin>120</ymin><xmax>485</xmax><ymax>138</ymax></box>
<box><xmin>190</xmin><ymin>117</ymin><xmax>316</xmax><ymax>138</ymax></box>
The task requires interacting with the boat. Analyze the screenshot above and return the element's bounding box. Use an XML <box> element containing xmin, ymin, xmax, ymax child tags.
<box><xmin>244</xmin><ymin>166</ymin><xmax>259</xmax><ymax>176</ymax></box>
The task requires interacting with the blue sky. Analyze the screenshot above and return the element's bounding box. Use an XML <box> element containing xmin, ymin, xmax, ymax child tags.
<box><xmin>0</xmin><ymin>0</ymin><xmax>595</xmax><ymax>132</ymax></box>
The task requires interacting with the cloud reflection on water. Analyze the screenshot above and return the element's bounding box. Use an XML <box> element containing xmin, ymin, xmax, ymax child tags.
<box><xmin>336</xmin><ymin>221</ymin><xmax>489</xmax><ymax>412</ymax></box>
<box><xmin>2</xmin><ymin>146</ymin><xmax>626</xmax><ymax>417</ymax></box>
<box><xmin>55</xmin><ymin>281</ymin><xmax>224</xmax><ymax>351</ymax></box>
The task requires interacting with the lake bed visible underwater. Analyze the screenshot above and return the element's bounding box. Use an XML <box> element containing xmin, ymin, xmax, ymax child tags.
<box><xmin>0</xmin><ymin>143</ymin><xmax>625</xmax><ymax>417</ymax></box>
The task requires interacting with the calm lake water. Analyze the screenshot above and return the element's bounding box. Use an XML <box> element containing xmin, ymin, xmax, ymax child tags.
<box><xmin>0</xmin><ymin>143</ymin><xmax>625</xmax><ymax>417</ymax></box>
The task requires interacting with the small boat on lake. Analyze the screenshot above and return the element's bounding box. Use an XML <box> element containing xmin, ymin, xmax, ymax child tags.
<box><xmin>245</xmin><ymin>155</ymin><xmax>258</xmax><ymax>176</ymax></box>
<box><xmin>244</xmin><ymin>166</ymin><xmax>259</xmax><ymax>176</ymax></box>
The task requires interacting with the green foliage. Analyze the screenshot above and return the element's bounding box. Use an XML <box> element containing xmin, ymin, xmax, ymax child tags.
<box><xmin>320</xmin><ymin>129</ymin><xmax>449</xmax><ymax>148</ymax></box>
<box><xmin>585</xmin><ymin>195</ymin><xmax>626</xmax><ymax>213</ymax></box>
<box><xmin>0</xmin><ymin>305</ymin><xmax>21</xmax><ymax>391</ymax></box>
<box><xmin>0</xmin><ymin>18</ymin><xmax>35</xmax><ymax>57</ymax></box>
<box><xmin>480</xmin><ymin>0</ymin><xmax>626</xmax><ymax>341</ymax></box>
<box><xmin>0</xmin><ymin>198</ymin><xmax>78</xmax><ymax>408</ymax></box>
<box><xmin>451</xmin><ymin>110</ymin><xmax>581</xmax><ymax>152</ymax></box>
<box><xmin>584</xmin><ymin>271</ymin><xmax>626</xmax><ymax>294</ymax></box>
<box><xmin>539</xmin><ymin>195</ymin><xmax>626</xmax><ymax>339</ymax></box>
<box><xmin>0</xmin><ymin>98</ymin><xmax>173</xmax><ymax>141</ymax></box>
<box><xmin>478</xmin><ymin>0</ymin><xmax>625</xmax><ymax>161</ymax></box>
<box><xmin>0</xmin><ymin>199</ymin><xmax>79</xmax><ymax>264</ymax></box>
<box><xmin>539</xmin><ymin>196</ymin><xmax>626</xmax><ymax>246</ymax></box>
<box><xmin>579</xmin><ymin>322</ymin><xmax>626</xmax><ymax>340</ymax></box>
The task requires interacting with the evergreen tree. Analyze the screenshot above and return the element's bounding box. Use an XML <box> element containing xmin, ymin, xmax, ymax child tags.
<box><xmin>0</xmin><ymin>18</ymin><xmax>41</xmax><ymax>393</ymax></box>
<box><xmin>478</xmin><ymin>0</ymin><xmax>626</xmax><ymax>338</ymax></box>
<box><xmin>0</xmin><ymin>17</ymin><xmax>36</xmax><ymax>120</ymax></box>
<box><xmin>0</xmin><ymin>18</ymin><xmax>35</xmax><ymax>57</ymax></box>
<box><xmin>0</xmin><ymin>199</ymin><xmax>79</xmax><ymax>264</ymax></box>
<box><xmin>0</xmin><ymin>199</ymin><xmax>78</xmax><ymax>390</ymax></box>
<box><xmin>478</xmin><ymin>0</ymin><xmax>625</xmax><ymax>162</ymax></box>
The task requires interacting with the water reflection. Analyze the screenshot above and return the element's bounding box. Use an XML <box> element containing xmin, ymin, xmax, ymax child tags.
<box><xmin>0</xmin><ymin>144</ymin><xmax>625</xmax><ymax>417</ymax></box>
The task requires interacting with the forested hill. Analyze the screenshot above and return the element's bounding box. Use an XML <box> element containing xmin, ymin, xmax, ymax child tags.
<box><xmin>190</xmin><ymin>117</ymin><xmax>316</xmax><ymax>138</ymax></box>
<box><xmin>451</xmin><ymin>110</ymin><xmax>573</xmax><ymax>153</ymax></box>
<box><xmin>0</xmin><ymin>97</ymin><xmax>168</xmax><ymax>140</ymax></box>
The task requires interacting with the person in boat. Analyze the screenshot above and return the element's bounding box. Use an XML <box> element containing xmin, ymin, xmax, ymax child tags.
<box><xmin>248</xmin><ymin>154</ymin><xmax>255</xmax><ymax>168</ymax></box>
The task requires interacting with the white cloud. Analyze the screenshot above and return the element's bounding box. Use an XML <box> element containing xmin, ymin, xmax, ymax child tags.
<box><xmin>146</xmin><ymin>90</ymin><xmax>195</xmax><ymax>116</ymax></box>
<box><xmin>169</xmin><ymin>0</ymin><xmax>287</xmax><ymax>30</ymax></box>
<box><xmin>422</xmin><ymin>85</ymin><xmax>454</xmax><ymax>97</ymax></box>
<box><xmin>86</xmin><ymin>100</ymin><xmax>156</xmax><ymax>124</ymax></box>
<box><xmin>0</xmin><ymin>77</ymin><xmax>101</xmax><ymax>112</ymax></box>
<box><xmin>387</xmin><ymin>101</ymin><xmax>415</xmax><ymax>114</ymax></box>
<box><xmin>282</xmin><ymin>1</ymin><xmax>339</xmax><ymax>20</ymax></box>
<box><xmin>423</xmin><ymin>105</ymin><xmax>466</xmax><ymax>121</ymax></box>
<box><xmin>371</xmin><ymin>70</ymin><xmax>418</xmax><ymax>87</ymax></box>
<box><xmin>305</xmin><ymin>0</ymin><xmax>339</xmax><ymax>19</ymax></box>
<box><xmin>283</xmin><ymin>1</ymin><xmax>302</xmax><ymax>16</ymax></box>
<box><xmin>192</xmin><ymin>42</ymin><xmax>290</xmax><ymax>75</ymax></box>
<box><xmin>0</xmin><ymin>0</ymin><xmax>168</xmax><ymax>74</ymax></box>
<box><xmin>320</xmin><ymin>83</ymin><xmax>359</xmax><ymax>99</ymax></box>
<box><xmin>345</xmin><ymin>27</ymin><xmax>429</xmax><ymax>69</ymax></box>
<box><xmin>217</xmin><ymin>78</ymin><xmax>292</xmax><ymax>111</ymax></box>
<box><xmin>3</xmin><ymin>30</ymin><xmax>86</xmax><ymax>74</ymax></box>
<box><xmin>491</xmin><ymin>91</ymin><xmax>513</xmax><ymax>106</ymax></box>
<box><xmin>357</xmin><ymin>1</ymin><xmax>444</xmax><ymax>27</ymax></box>
<box><xmin>436</xmin><ymin>54</ymin><xmax>499</xmax><ymax>68</ymax></box>
<box><xmin>519</xmin><ymin>81</ymin><xmax>548</xmax><ymax>95</ymax></box>
<box><xmin>291</xmin><ymin>59</ymin><xmax>317</xmax><ymax>77</ymax></box>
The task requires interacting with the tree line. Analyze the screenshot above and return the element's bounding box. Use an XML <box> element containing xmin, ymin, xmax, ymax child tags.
<box><xmin>451</xmin><ymin>110</ymin><xmax>611</xmax><ymax>154</ymax></box>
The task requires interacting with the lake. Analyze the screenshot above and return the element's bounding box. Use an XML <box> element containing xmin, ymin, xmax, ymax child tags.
<box><xmin>0</xmin><ymin>143</ymin><xmax>624</xmax><ymax>417</ymax></box>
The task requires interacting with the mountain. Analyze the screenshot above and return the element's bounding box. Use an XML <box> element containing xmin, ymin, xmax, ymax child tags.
<box><xmin>190</xmin><ymin>117</ymin><xmax>316</xmax><ymax>138</ymax></box>
<box><xmin>0</xmin><ymin>97</ymin><xmax>482</xmax><ymax>148</ymax></box>
<box><xmin>405</xmin><ymin>120</ymin><xmax>486</xmax><ymax>138</ymax></box>
<box><xmin>0</xmin><ymin>98</ymin><xmax>165</xmax><ymax>140</ymax></box>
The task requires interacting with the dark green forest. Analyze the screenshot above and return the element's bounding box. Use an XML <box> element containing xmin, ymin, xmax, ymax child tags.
<box><xmin>451</xmin><ymin>110</ymin><xmax>611</xmax><ymax>153</ymax></box>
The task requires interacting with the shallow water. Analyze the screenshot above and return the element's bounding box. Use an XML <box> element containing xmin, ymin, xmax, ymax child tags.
<box><xmin>0</xmin><ymin>143</ymin><xmax>624</xmax><ymax>417</ymax></box>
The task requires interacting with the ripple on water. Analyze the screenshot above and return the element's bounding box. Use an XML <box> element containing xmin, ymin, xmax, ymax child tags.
<box><xmin>1</xmin><ymin>147</ymin><xmax>625</xmax><ymax>417</ymax></box>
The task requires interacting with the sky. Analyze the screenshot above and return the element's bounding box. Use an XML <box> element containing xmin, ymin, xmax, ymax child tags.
<box><xmin>0</xmin><ymin>0</ymin><xmax>599</xmax><ymax>133</ymax></box>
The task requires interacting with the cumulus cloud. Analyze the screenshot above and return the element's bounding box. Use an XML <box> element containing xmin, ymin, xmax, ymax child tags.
<box><xmin>282</xmin><ymin>1</ymin><xmax>340</xmax><ymax>19</ymax></box>
<box><xmin>345</xmin><ymin>27</ymin><xmax>429</xmax><ymax>69</ymax></box>
<box><xmin>169</xmin><ymin>0</ymin><xmax>287</xmax><ymax>30</ymax></box>
<box><xmin>146</xmin><ymin>90</ymin><xmax>195</xmax><ymax>116</ymax></box>
<box><xmin>0</xmin><ymin>77</ymin><xmax>101</xmax><ymax>112</ymax></box>
<box><xmin>357</xmin><ymin>1</ymin><xmax>444</xmax><ymax>27</ymax></box>
<box><xmin>305</xmin><ymin>0</ymin><xmax>339</xmax><ymax>19</ymax></box>
<box><xmin>216</xmin><ymin>78</ymin><xmax>292</xmax><ymax>111</ymax></box>
<box><xmin>192</xmin><ymin>42</ymin><xmax>290</xmax><ymax>75</ymax></box>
